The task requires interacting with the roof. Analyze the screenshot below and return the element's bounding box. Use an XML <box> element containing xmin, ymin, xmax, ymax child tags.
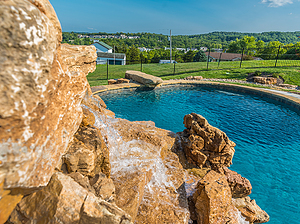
<box><xmin>92</xmin><ymin>41</ymin><xmax>113</xmax><ymax>50</ymax></box>
<box><xmin>205</xmin><ymin>52</ymin><xmax>242</xmax><ymax>60</ymax></box>
<box><xmin>97</xmin><ymin>52</ymin><xmax>126</xmax><ymax>59</ymax></box>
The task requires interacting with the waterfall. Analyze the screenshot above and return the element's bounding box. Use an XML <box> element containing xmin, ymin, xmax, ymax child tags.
<box><xmin>85</xmin><ymin>102</ymin><xmax>190</xmax><ymax>223</ymax></box>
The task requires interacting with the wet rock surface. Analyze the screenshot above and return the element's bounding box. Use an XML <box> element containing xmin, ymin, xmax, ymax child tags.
<box><xmin>232</xmin><ymin>196</ymin><xmax>270</xmax><ymax>223</ymax></box>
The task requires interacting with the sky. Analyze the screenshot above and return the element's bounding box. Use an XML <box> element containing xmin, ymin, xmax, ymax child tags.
<box><xmin>49</xmin><ymin>0</ymin><xmax>300</xmax><ymax>35</ymax></box>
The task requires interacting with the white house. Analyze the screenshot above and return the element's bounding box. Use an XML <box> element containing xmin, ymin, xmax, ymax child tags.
<box><xmin>91</xmin><ymin>42</ymin><xmax>126</xmax><ymax>65</ymax></box>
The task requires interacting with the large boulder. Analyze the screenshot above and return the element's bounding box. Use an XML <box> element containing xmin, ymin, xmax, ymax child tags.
<box><xmin>192</xmin><ymin>170</ymin><xmax>240</xmax><ymax>224</ymax></box>
<box><xmin>177</xmin><ymin>113</ymin><xmax>236</xmax><ymax>172</ymax></box>
<box><xmin>0</xmin><ymin>0</ymin><xmax>97</xmax><ymax>222</ymax></box>
<box><xmin>223</xmin><ymin>167</ymin><xmax>252</xmax><ymax>198</ymax></box>
<box><xmin>0</xmin><ymin>0</ymin><xmax>97</xmax><ymax>191</ymax></box>
<box><xmin>6</xmin><ymin>172</ymin><xmax>132</xmax><ymax>224</ymax></box>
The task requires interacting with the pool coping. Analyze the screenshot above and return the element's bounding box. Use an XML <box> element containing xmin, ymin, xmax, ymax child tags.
<box><xmin>91</xmin><ymin>80</ymin><xmax>300</xmax><ymax>112</ymax></box>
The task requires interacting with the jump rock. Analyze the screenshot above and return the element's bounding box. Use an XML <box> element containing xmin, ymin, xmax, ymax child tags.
<box><xmin>6</xmin><ymin>172</ymin><xmax>133</xmax><ymax>224</ymax></box>
<box><xmin>178</xmin><ymin>113</ymin><xmax>235</xmax><ymax>171</ymax></box>
<box><xmin>223</xmin><ymin>167</ymin><xmax>252</xmax><ymax>198</ymax></box>
<box><xmin>125</xmin><ymin>70</ymin><xmax>163</xmax><ymax>86</ymax></box>
<box><xmin>192</xmin><ymin>170</ymin><xmax>240</xmax><ymax>224</ymax></box>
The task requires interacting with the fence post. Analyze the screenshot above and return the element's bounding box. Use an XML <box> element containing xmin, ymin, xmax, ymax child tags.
<box><xmin>107</xmin><ymin>59</ymin><xmax>109</xmax><ymax>80</ymax></box>
<box><xmin>207</xmin><ymin>48</ymin><xmax>211</xmax><ymax>70</ymax></box>
<box><xmin>218</xmin><ymin>52</ymin><xmax>222</xmax><ymax>68</ymax></box>
<box><xmin>173</xmin><ymin>55</ymin><xmax>176</xmax><ymax>75</ymax></box>
<box><xmin>240</xmin><ymin>48</ymin><xmax>244</xmax><ymax>68</ymax></box>
<box><xmin>275</xmin><ymin>46</ymin><xmax>281</xmax><ymax>67</ymax></box>
<box><xmin>141</xmin><ymin>58</ymin><xmax>143</xmax><ymax>72</ymax></box>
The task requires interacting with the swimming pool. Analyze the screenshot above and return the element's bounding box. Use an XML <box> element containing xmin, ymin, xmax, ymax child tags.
<box><xmin>98</xmin><ymin>85</ymin><xmax>300</xmax><ymax>224</ymax></box>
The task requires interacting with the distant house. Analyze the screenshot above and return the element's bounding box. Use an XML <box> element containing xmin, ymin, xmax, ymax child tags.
<box><xmin>205</xmin><ymin>52</ymin><xmax>262</xmax><ymax>62</ymax></box>
<box><xmin>205</xmin><ymin>52</ymin><xmax>242</xmax><ymax>62</ymax></box>
<box><xmin>159</xmin><ymin>60</ymin><xmax>177</xmax><ymax>64</ymax></box>
<box><xmin>91</xmin><ymin>42</ymin><xmax>126</xmax><ymax>65</ymax></box>
<box><xmin>91</xmin><ymin>42</ymin><xmax>113</xmax><ymax>53</ymax></box>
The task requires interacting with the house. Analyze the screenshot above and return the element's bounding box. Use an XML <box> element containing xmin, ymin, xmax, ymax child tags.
<box><xmin>96</xmin><ymin>52</ymin><xmax>126</xmax><ymax>65</ymax></box>
<box><xmin>205</xmin><ymin>52</ymin><xmax>263</xmax><ymax>62</ymax></box>
<box><xmin>205</xmin><ymin>52</ymin><xmax>242</xmax><ymax>62</ymax></box>
<box><xmin>91</xmin><ymin>42</ymin><xmax>126</xmax><ymax>65</ymax></box>
<box><xmin>159</xmin><ymin>60</ymin><xmax>177</xmax><ymax>64</ymax></box>
<box><xmin>91</xmin><ymin>41</ymin><xmax>113</xmax><ymax>53</ymax></box>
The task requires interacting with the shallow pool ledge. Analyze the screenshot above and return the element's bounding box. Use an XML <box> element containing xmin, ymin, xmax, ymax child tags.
<box><xmin>91</xmin><ymin>80</ymin><xmax>300</xmax><ymax>112</ymax></box>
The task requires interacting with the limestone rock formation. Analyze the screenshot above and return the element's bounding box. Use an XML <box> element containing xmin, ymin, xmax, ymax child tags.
<box><xmin>223</xmin><ymin>167</ymin><xmax>252</xmax><ymax>198</ymax></box>
<box><xmin>232</xmin><ymin>196</ymin><xmax>270</xmax><ymax>223</ymax></box>
<box><xmin>125</xmin><ymin>70</ymin><xmax>163</xmax><ymax>86</ymax></box>
<box><xmin>192</xmin><ymin>170</ymin><xmax>240</xmax><ymax>224</ymax></box>
<box><xmin>0</xmin><ymin>0</ymin><xmax>97</xmax><ymax>193</ymax></box>
<box><xmin>62</xmin><ymin>107</ymin><xmax>111</xmax><ymax>178</ymax></box>
<box><xmin>7</xmin><ymin>172</ymin><xmax>132</xmax><ymax>224</ymax></box>
<box><xmin>177</xmin><ymin>113</ymin><xmax>236</xmax><ymax>172</ymax></box>
<box><xmin>253</xmin><ymin>76</ymin><xmax>277</xmax><ymax>85</ymax></box>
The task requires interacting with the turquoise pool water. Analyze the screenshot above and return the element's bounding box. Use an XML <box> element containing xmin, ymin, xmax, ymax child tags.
<box><xmin>98</xmin><ymin>86</ymin><xmax>300</xmax><ymax>224</ymax></box>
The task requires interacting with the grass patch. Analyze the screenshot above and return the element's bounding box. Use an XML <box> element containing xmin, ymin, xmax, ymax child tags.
<box><xmin>87</xmin><ymin>61</ymin><xmax>300</xmax><ymax>86</ymax></box>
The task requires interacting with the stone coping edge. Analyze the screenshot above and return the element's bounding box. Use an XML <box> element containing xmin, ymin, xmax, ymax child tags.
<box><xmin>91</xmin><ymin>80</ymin><xmax>300</xmax><ymax>112</ymax></box>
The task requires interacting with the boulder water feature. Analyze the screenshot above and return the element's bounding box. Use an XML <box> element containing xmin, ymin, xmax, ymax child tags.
<box><xmin>0</xmin><ymin>0</ymin><xmax>269</xmax><ymax>223</ymax></box>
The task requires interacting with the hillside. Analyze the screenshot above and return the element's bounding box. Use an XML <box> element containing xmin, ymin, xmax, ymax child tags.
<box><xmin>63</xmin><ymin>31</ymin><xmax>300</xmax><ymax>49</ymax></box>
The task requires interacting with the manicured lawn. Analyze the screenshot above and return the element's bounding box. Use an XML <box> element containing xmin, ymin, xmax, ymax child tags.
<box><xmin>87</xmin><ymin>60</ymin><xmax>300</xmax><ymax>86</ymax></box>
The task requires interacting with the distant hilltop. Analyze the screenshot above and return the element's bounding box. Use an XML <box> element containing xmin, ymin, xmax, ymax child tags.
<box><xmin>63</xmin><ymin>31</ymin><xmax>300</xmax><ymax>49</ymax></box>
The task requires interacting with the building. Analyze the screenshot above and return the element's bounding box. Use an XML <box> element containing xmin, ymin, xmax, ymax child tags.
<box><xmin>91</xmin><ymin>42</ymin><xmax>113</xmax><ymax>53</ymax></box>
<box><xmin>205</xmin><ymin>52</ymin><xmax>262</xmax><ymax>62</ymax></box>
<box><xmin>159</xmin><ymin>60</ymin><xmax>177</xmax><ymax>64</ymax></box>
<box><xmin>91</xmin><ymin>42</ymin><xmax>126</xmax><ymax>65</ymax></box>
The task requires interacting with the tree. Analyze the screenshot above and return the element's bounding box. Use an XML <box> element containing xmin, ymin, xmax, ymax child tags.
<box><xmin>127</xmin><ymin>46</ymin><xmax>140</xmax><ymax>64</ymax></box>
<box><xmin>183</xmin><ymin>50</ymin><xmax>196</xmax><ymax>62</ymax></box>
<box><xmin>193</xmin><ymin>50</ymin><xmax>207</xmax><ymax>62</ymax></box>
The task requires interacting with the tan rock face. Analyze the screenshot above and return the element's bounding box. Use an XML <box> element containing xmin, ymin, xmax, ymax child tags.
<box><xmin>7</xmin><ymin>172</ymin><xmax>133</xmax><ymax>224</ymax></box>
<box><xmin>223</xmin><ymin>167</ymin><xmax>252</xmax><ymax>198</ymax></box>
<box><xmin>178</xmin><ymin>113</ymin><xmax>235</xmax><ymax>172</ymax></box>
<box><xmin>62</xmin><ymin>108</ymin><xmax>111</xmax><ymax>178</ymax></box>
<box><xmin>233</xmin><ymin>196</ymin><xmax>270</xmax><ymax>223</ymax></box>
<box><xmin>0</xmin><ymin>0</ymin><xmax>97</xmax><ymax>191</ymax></box>
<box><xmin>192</xmin><ymin>170</ymin><xmax>239</xmax><ymax>224</ymax></box>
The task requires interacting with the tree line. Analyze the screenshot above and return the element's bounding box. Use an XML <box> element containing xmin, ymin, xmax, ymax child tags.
<box><xmin>62</xmin><ymin>31</ymin><xmax>300</xmax><ymax>49</ymax></box>
<box><xmin>62</xmin><ymin>32</ymin><xmax>300</xmax><ymax>62</ymax></box>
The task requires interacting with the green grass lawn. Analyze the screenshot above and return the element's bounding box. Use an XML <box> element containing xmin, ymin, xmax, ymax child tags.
<box><xmin>87</xmin><ymin>60</ymin><xmax>300</xmax><ymax>86</ymax></box>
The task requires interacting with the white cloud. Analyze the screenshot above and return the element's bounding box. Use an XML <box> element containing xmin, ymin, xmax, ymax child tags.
<box><xmin>262</xmin><ymin>0</ymin><xmax>293</xmax><ymax>7</ymax></box>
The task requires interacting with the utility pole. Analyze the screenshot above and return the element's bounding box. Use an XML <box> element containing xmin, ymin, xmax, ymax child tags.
<box><xmin>170</xmin><ymin>29</ymin><xmax>172</xmax><ymax>63</ymax></box>
<box><xmin>114</xmin><ymin>45</ymin><xmax>116</xmax><ymax>65</ymax></box>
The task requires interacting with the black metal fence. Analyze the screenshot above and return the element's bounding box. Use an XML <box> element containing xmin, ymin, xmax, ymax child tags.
<box><xmin>98</xmin><ymin>45</ymin><xmax>300</xmax><ymax>80</ymax></box>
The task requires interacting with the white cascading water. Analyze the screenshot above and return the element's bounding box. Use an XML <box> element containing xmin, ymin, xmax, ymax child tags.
<box><xmin>86</xmin><ymin>103</ymin><xmax>190</xmax><ymax>223</ymax></box>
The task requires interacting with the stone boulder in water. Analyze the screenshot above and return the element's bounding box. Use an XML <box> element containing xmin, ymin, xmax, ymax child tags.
<box><xmin>177</xmin><ymin>113</ymin><xmax>236</xmax><ymax>172</ymax></box>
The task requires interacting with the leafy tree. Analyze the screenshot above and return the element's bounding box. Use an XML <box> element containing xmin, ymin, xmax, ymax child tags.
<box><xmin>193</xmin><ymin>50</ymin><xmax>207</xmax><ymax>62</ymax></box>
<box><xmin>183</xmin><ymin>50</ymin><xmax>196</xmax><ymax>62</ymax></box>
<box><xmin>126</xmin><ymin>46</ymin><xmax>140</xmax><ymax>64</ymax></box>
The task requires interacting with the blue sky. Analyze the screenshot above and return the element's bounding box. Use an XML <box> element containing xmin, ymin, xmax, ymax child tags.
<box><xmin>49</xmin><ymin>0</ymin><xmax>300</xmax><ymax>35</ymax></box>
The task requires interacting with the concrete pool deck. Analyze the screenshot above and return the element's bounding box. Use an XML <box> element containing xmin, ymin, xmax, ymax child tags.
<box><xmin>91</xmin><ymin>80</ymin><xmax>300</xmax><ymax>112</ymax></box>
